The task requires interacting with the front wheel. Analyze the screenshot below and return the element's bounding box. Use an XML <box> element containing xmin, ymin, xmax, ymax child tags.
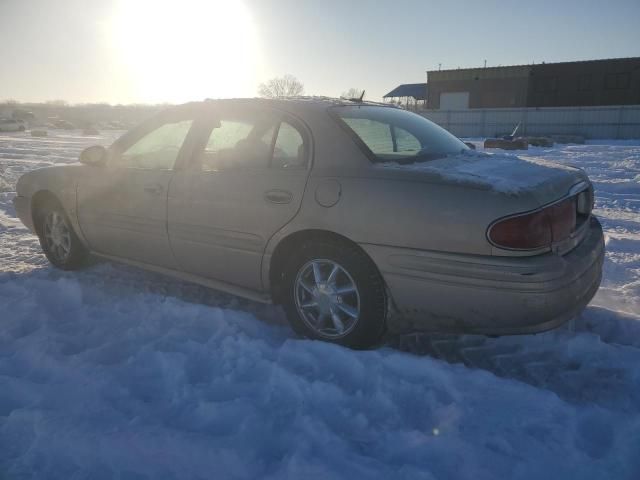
<box><xmin>281</xmin><ymin>241</ymin><xmax>387</xmax><ymax>349</ymax></box>
<box><xmin>36</xmin><ymin>203</ymin><xmax>88</xmax><ymax>270</ymax></box>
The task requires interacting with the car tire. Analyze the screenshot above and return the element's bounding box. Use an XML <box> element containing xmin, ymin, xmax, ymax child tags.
<box><xmin>281</xmin><ymin>240</ymin><xmax>387</xmax><ymax>349</ymax></box>
<box><xmin>35</xmin><ymin>201</ymin><xmax>89</xmax><ymax>270</ymax></box>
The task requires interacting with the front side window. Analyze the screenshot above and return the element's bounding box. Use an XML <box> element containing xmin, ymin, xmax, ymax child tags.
<box><xmin>332</xmin><ymin>105</ymin><xmax>467</xmax><ymax>164</ymax></box>
<box><xmin>119</xmin><ymin>119</ymin><xmax>193</xmax><ymax>170</ymax></box>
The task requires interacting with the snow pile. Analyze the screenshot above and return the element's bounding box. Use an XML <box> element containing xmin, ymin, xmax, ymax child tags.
<box><xmin>1</xmin><ymin>274</ymin><xmax>639</xmax><ymax>479</ymax></box>
<box><xmin>377</xmin><ymin>150</ymin><xmax>580</xmax><ymax>194</ymax></box>
<box><xmin>1</xmin><ymin>131</ymin><xmax>640</xmax><ymax>479</ymax></box>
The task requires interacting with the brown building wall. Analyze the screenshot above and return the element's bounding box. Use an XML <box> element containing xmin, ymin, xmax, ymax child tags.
<box><xmin>427</xmin><ymin>66</ymin><xmax>530</xmax><ymax>109</ymax></box>
<box><xmin>527</xmin><ymin>58</ymin><xmax>640</xmax><ymax>107</ymax></box>
<box><xmin>427</xmin><ymin>58</ymin><xmax>640</xmax><ymax>109</ymax></box>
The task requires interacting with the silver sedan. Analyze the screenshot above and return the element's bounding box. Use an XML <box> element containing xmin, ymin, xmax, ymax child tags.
<box><xmin>13</xmin><ymin>98</ymin><xmax>604</xmax><ymax>348</ymax></box>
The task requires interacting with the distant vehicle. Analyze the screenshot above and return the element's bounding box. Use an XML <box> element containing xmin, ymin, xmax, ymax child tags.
<box><xmin>0</xmin><ymin>118</ymin><xmax>26</xmax><ymax>132</ymax></box>
<box><xmin>83</xmin><ymin>127</ymin><xmax>100</xmax><ymax>136</ymax></box>
<box><xmin>13</xmin><ymin>98</ymin><xmax>604</xmax><ymax>348</ymax></box>
<box><xmin>107</xmin><ymin>120</ymin><xmax>128</xmax><ymax>130</ymax></box>
<box><xmin>52</xmin><ymin>119</ymin><xmax>75</xmax><ymax>130</ymax></box>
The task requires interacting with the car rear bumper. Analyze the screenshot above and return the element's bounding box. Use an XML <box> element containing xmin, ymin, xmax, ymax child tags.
<box><xmin>13</xmin><ymin>195</ymin><xmax>35</xmax><ymax>232</ymax></box>
<box><xmin>361</xmin><ymin>217</ymin><xmax>604</xmax><ymax>335</ymax></box>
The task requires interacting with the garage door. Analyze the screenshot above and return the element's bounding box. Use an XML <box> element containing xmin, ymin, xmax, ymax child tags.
<box><xmin>440</xmin><ymin>92</ymin><xmax>470</xmax><ymax>110</ymax></box>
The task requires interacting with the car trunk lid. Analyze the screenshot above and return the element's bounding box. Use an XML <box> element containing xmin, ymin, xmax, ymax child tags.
<box><xmin>374</xmin><ymin>150</ymin><xmax>589</xmax><ymax>206</ymax></box>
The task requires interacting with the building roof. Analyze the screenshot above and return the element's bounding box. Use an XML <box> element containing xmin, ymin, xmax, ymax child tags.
<box><xmin>427</xmin><ymin>56</ymin><xmax>640</xmax><ymax>75</ymax></box>
<box><xmin>383</xmin><ymin>83</ymin><xmax>427</xmax><ymax>100</ymax></box>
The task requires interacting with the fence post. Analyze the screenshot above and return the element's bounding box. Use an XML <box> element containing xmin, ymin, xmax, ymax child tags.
<box><xmin>578</xmin><ymin>107</ymin><xmax>583</xmax><ymax>138</ymax></box>
<box><xmin>481</xmin><ymin>109</ymin><xmax>487</xmax><ymax>137</ymax></box>
<box><xmin>616</xmin><ymin>107</ymin><xmax>623</xmax><ymax>140</ymax></box>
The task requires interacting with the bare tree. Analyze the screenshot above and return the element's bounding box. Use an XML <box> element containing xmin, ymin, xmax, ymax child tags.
<box><xmin>258</xmin><ymin>75</ymin><xmax>304</xmax><ymax>98</ymax></box>
<box><xmin>46</xmin><ymin>99</ymin><xmax>69</xmax><ymax>107</ymax></box>
<box><xmin>341</xmin><ymin>88</ymin><xmax>365</xmax><ymax>100</ymax></box>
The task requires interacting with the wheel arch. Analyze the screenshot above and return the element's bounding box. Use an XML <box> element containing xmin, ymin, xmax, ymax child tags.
<box><xmin>267</xmin><ymin>228</ymin><xmax>380</xmax><ymax>304</ymax></box>
<box><xmin>30</xmin><ymin>189</ymin><xmax>64</xmax><ymax>236</ymax></box>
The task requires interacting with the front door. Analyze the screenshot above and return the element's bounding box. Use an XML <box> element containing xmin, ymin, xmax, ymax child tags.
<box><xmin>77</xmin><ymin>113</ymin><xmax>197</xmax><ymax>269</ymax></box>
<box><xmin>168</xmin><ymin>107</ymin><xmax>310</xmax><ymax>290</ymax></box>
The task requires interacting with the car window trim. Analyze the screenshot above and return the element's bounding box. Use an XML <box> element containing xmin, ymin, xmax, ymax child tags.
<box><xmin>267</xmin><ymin>120</ymin><xmax>281</xmax><ymax>169</ymax></box>
<box><xmin>328</xmin><ymin>105</ymin><xmax>380</xmax><ymax>164</ymax></box>
<box><xmin>270</xmin><ymin>119</ymin><xmax>312</xmax><ymax>170</ymax></box>
<box><xmin>390</xmin><ymin>124</ymin><xmax>398</xmax><ymax>153</ymax></box>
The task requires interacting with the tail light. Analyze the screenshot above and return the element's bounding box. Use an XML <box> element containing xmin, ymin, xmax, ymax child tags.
<box><xmin>488</xmin><ymin>197</ymin><xmax>580</xmax><ymax>250</ymax></box>
<box><xmin>548</xmin><ymin>198</ymin><xmax>576</xmax><ymax>241</ymax></box>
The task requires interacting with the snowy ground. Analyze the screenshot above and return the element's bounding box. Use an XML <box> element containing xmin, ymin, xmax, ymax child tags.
<box><xmin>1</xmin><ymin>131</ymin><xmax>639</xmax><ymax>479</ymax></box>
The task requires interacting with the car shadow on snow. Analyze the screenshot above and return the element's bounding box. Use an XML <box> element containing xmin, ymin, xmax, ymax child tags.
<box><xmin>387</xmin><ymin>306</ymin><xmax>640</xmax><ymax>413</ymax></box>
<box><xmin>1</xmin><ymin>256</ymin><xmax>289</xmax><ymax>330</ymax></box>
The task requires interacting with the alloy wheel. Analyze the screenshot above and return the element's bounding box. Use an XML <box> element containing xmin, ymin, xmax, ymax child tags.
<box><xmin>294</xmin><ymin>259</ymin><xmax>361</xmax><ymax>338</ymax></box>
<box><xmin>43</xmin><ymin>211</ymin><xmax>72</xmax><ymax>263</ymax></box>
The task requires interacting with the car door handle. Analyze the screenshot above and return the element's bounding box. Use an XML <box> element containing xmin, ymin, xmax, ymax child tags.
<box><xmin>143</xmin><ymin>184</ymin><xmax>164</xmax><ymax>195</ymax></box>
<box><xmin>264</xmin><ymin>189</ymin><xmax>292</xmax><ymax>204</ymax></box>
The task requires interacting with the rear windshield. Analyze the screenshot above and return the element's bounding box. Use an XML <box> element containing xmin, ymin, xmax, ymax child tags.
<box><xmin>331</xmin><ymin>105</ymin><xmax>468</xmax><ymax>164</ymax></box>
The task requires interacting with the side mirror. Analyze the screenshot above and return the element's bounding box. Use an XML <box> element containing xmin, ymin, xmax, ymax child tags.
<box><xmin>79</xmin><ymin>145</ymin><xmax>107</xmax><ymax>166</ymax></box>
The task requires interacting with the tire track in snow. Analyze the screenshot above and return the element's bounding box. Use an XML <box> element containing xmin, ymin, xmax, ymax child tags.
<box><xmin>390</xmin><ymin>306</ymin><xmax>640</xmax><ymax>414</ymax></box>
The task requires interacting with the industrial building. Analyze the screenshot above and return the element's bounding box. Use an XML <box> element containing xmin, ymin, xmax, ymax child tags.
<box><xmin>426</xmin><ymin>57</ymin><xmax>640</xmax><ymax>109</ymax></box>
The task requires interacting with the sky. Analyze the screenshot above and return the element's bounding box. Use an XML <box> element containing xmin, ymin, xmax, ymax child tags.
<box><xmin>0</xmin><ymin>0</ymin><xmax>639</xmax><ymax>105</ymax></box>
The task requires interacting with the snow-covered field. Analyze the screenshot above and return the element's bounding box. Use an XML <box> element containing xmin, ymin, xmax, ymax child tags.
<box><xmin>1</xmin><ymin>131</ymin><xmax>639</xmax><ymax>479</ymax></box>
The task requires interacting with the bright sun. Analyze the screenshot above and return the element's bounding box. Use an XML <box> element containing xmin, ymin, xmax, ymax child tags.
<box><xmin>110</xmin><ymin>0</ymin><xmax>260</xmax><ymax>103</ymax></box>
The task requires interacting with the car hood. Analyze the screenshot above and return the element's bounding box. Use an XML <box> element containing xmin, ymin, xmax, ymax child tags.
<box><xmin>375</xmin><ymin>150</ymin><xmax>589</xmax><ymax>206</ymax></box>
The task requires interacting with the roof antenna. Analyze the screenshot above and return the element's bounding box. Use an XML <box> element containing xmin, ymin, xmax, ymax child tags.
<box><xmin>358</xmin><ymin>90</ymin><xmax>365</xmax><ymax>102</ymax></box>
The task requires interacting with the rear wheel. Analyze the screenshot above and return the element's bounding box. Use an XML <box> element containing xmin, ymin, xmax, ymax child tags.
<box><xmin>281</xmin><ymin>240</ymin><xmax>387</xmax><ymax>349</ymax></box>
<box><xmin>36</xmin><ymin>202</ymin><xmax>88</xmax><ymax>270</ymax></box>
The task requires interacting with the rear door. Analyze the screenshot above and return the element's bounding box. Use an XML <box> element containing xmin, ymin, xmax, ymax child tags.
<box><xmin>168</xmin><ymin>106</ymin><xmax>311</xmax><ymax>290</ymax></box>
<box><xmin>77</xmin><ymin>111</ymin><xmax>198</xmax><ymax>268</ymax></box>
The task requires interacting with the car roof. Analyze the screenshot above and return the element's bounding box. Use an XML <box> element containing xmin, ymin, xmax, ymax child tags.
<box><xmin>170</xmin><ymin>97</ymin><xmax>398</xmax><ymax>117</ymax></box>
<box><xmin>206</xmin><ymin>96</ymin><xmax>394</xmax><ymax>107</ymax></box>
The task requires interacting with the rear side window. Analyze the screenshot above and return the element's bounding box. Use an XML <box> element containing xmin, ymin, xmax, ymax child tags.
<box><xmin>395</xmin><ymin>126</ymin><xmax>421</xmax><ymax>152</ymax></box>
<box><xmin>342</xmin><ymin>119</ymin><xmax>394</xmax><ymax>154</ymax></box>
<box><xmin>332</xmin><ymin>105</ymin><xmax>467</xmax><ymax>164</ymax></box>
<box><xmin>201</xmin><ymin>117</ymin><xmax>276</xmax><ymax>171</ymax></box>
<box><xmin>342</xmin><ymin>118</ymin><xmax>421</xmax><ymax>156</ymax></box>
<box><xmin>272</xmin><ymin>122</ymin><xmax>306</xmax><ymax>168</ymax></box>
<box><xmin>206</xmin><ymin>120</ymin><xmax>254</xmax><ymax>153</ymax></box>
<box><xmin>199</xmin><ymin>112</ymin><xmax>307</xmax><ymax>171</ymax></box>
